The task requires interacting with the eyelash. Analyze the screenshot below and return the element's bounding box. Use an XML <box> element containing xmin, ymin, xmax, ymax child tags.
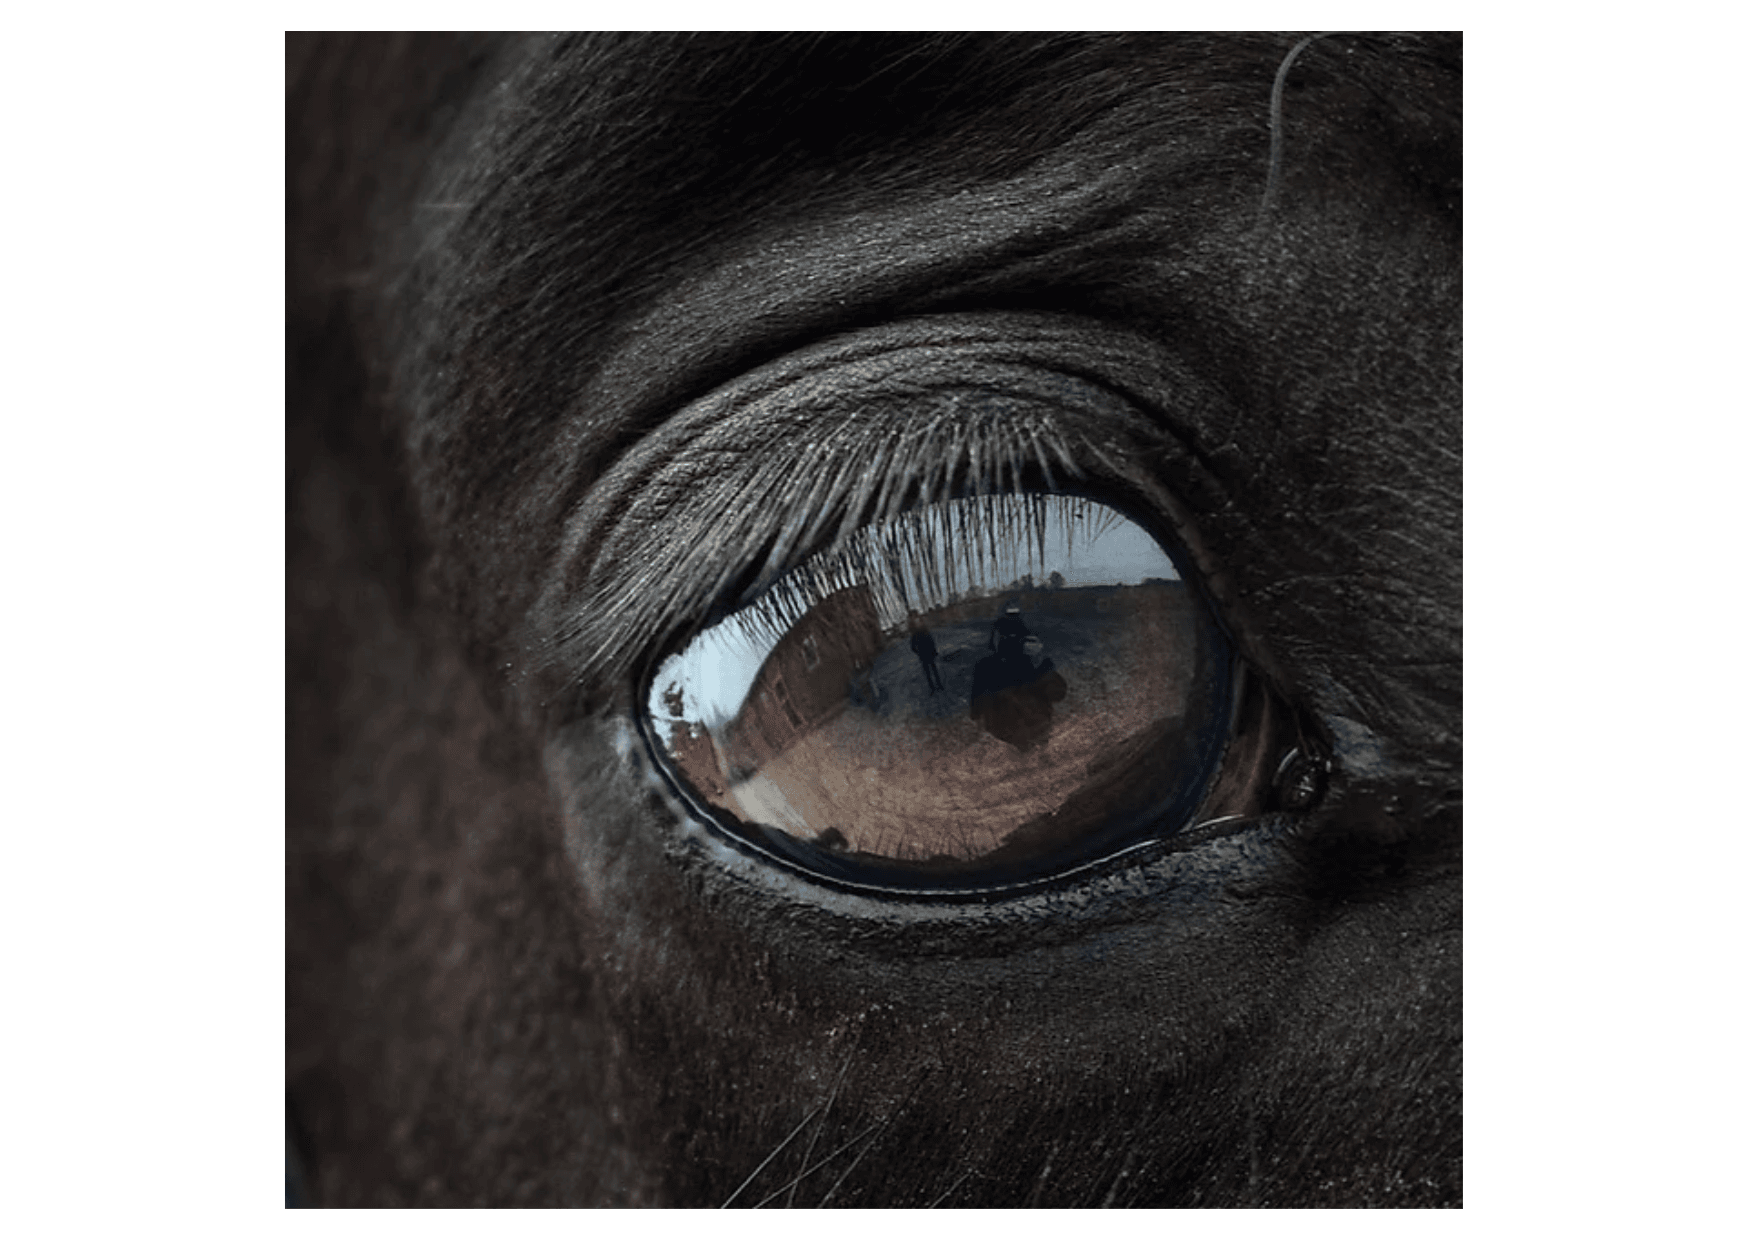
<box><xmin>537</xmin><ymin>352</ymin><xmax>1218</xmax><ymax>709</ymax></box>
<box><xmin>561</xmin><ymin>416</ymin><xmax>1091</xmax><ymax>684</ymax></box>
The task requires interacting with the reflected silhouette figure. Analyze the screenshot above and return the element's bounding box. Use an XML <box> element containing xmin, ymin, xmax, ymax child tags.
<box><xmin>989</xmin><ymin>601</ymin><xmax>1032</xmax><ymax>661</ymax></box>
<box><xmin>971</xmin><ymin>606</ymin><xmax>1067</xmax><ymax>750</ymax></box>
<box><xmin>908</xmin><ymin>622</ymin><xmax>945</xmax><ymax>692</ymax></box>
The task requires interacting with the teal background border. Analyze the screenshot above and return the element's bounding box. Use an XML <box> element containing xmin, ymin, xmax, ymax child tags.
<box><xmin>6</xmin><ymin>4</ymin><xmax>1741</xmax><ymax>1231</ymax></box>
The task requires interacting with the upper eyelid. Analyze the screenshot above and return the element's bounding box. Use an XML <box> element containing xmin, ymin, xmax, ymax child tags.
<box><xmin>528</xmin><ymin>316</ymin><xmax>1231</xmax><ymax>705</ymax></box>
<box><xmin>549</xmin><ymin>389</ymin><xmax>1102</xmax><ymax>692</ymax></box>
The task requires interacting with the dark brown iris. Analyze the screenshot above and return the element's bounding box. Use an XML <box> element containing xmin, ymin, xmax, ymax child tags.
<box><xmin>649</xmin><ymin>495</ymin><xmax>1229</xmax><ymax>884</ymax></box>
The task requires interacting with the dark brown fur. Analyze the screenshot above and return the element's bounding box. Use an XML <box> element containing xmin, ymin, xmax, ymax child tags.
<box><xmin>288</xmin><ymin>33</ymin><xmax>1460</xmax><ymax>1206</ymax></box>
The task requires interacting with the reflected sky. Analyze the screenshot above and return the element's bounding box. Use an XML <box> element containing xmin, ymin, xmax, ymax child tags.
<box><xmin>652</xmin><ymin>496</ymin><xmax>1179</xmax><ymax>728</ymax></box>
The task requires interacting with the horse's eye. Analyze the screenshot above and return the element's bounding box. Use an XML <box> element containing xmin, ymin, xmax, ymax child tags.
<box><xmin>642</xmin><ymin>492</ymin><xmax>1235</xmax><ymax>892</ymax></box>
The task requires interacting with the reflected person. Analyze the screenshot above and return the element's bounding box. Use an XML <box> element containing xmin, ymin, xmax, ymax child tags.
<box><xmin>908</xmin><ymin>621</ymin><xmax>944</xmax><ymax>693</ymax></box>
<box><xmin>970</xmin><ymin>632</ymin><xmax>1068</xmax><ymax>751</ymax></box>
<box><xmin>990</xmin><ymin>601</ymin><xmax>1032</xmax><ymax>663</ymax></box>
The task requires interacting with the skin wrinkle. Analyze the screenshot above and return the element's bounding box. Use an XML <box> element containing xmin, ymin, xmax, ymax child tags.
<box><xmin>391</xmin><ymin>38</ymin><xmax>1320</xmax><ymax>675</ymax></box>
<box><xmin>290</xmin><ymin>33</ymin><xmax>1461</xmax><ymax>1205</ymax></box>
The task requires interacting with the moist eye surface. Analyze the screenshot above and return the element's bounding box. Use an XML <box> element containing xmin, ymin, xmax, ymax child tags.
<box><xmin>644</xmin><ymin>493</ymin><xmax>1233</xmax><ymax>890</ymax></box>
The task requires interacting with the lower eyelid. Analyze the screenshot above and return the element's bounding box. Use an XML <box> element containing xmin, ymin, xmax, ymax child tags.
<box><xmin>613</xmin><ymin>692</ymin><xmax>1306</xmax><ymax>922</ymax></box>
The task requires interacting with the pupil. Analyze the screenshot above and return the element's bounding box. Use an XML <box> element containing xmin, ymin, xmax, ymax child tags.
<box><xmin>648</xmin><ymin>494</ymin><xmax>1229</xmax><ymax>888</ymax></box>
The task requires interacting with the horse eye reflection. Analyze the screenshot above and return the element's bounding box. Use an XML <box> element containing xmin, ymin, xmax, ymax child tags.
<box><xmin>647</xmin><ymin>495</ymin><xmax>1228</xmax><ymax>883</ymax></box>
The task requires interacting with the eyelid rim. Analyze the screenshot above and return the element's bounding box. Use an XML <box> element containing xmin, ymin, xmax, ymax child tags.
<box><xmin>630</xmin><ymin>679</ymin><xmax>1304</xmax><ymax>906</ymax></box>
<box><xmin>553</xmin><ymin>713</ymin><xmax>1313</xmax><ymax>949</ymax></box>
<box><xmin>524</xmin><ymin>312</ymin><xmax>1257</xmax><ymax>719</ymax></box>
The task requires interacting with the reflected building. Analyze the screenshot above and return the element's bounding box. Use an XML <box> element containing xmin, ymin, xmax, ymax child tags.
<box><xmin>725</xmin><ymin>584</ymin><xmax>884</xmax><ymax>774</ymax></box>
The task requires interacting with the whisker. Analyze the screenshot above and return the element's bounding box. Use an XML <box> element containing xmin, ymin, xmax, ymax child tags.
<box><xmin>926</xmin><ymin>1167</ymin><xmax>975</xmax><ymax>1208</ymax></box>
<box><xmin>787</xmin><ymin>1051</ymin><xmax>857</xmax><ymax>1207</ymax></box>
<box><xmin>810</xmin><ymin>1117</ymin><xmax>892</xmax><ymax>1208</ymax></box>
<box><xmin>719</xmin><ymin>1104</ymin><xmax>821</xmax><ymax>1208</ymax></box>
<box><xmin>1258</xmin><ymin>32</ymin><xmax>1338</xmax><ymax>222</ymax></box>
<box><xmin>751</xmin><ymin>1119</ymin><xmax>885</xmax><ymax>1209</ymax></box>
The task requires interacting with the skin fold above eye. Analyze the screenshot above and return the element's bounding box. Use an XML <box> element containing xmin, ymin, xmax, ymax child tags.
<box><xmin>645</xmin><ymin>492</ymin><xmax>1234</xmax><ymax>888</ymax></box>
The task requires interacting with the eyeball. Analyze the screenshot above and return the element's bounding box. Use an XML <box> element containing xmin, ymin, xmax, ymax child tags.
<box><xmin>643</xmin><ymin>493</ymin><xmax>1234</xmax><ymax>892</ymax></box>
